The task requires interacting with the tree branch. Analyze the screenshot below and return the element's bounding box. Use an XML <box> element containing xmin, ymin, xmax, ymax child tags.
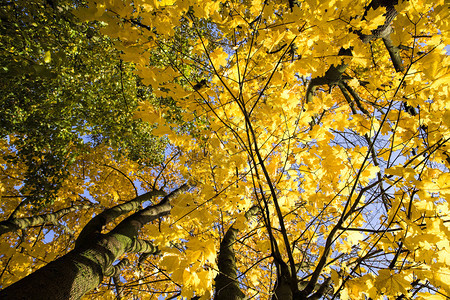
<box><xmin>305</xmin><ymin>64</ymin><xmax>348</xmax><ymax>104</ymax></box>
<box><xmin>75</xmin><ymin>189</ymin><xmax>166</xmax><ymax>249</ymax></box>
<box><xmin>127</xmin><ymin>239</ymin><xmax>159</xmax><ymax>254</ymax></box>
<box><xmin>106</xmin><ymin>258</ymin><xmax>131</xmax><ymax>299</ymax></box>
<box><xmin>109</xmin><ymin>184</ymin><xmax>189</xmax><ymax>243</ymax></box>
<box><xmin>382</xmin><ymin>35</ymin><xmax>404</xmax><ymax>72</ymax></box>
<box><xmin>0</xmin><ymin>205</ymin><xmax>90</xmax><ymax>236</ymax></box>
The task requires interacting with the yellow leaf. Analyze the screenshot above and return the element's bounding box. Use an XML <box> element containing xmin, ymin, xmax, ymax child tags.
<box><xmin>437</xmin><ymin>173</ymin><xmax>450</xmax><ymax>194</ymax></box>
<box><xmin>331</xmin><ymin>269</ymin><xmax>342</xmax><ymax>289</ymax></box>
<box><xmin>416</xmin><ymin>293</ymin><xmax>449</xmax><ymax>300</ymax></box>
<box><xmin>44</xmin><ymin>51</ymin><xmax>51</xmax><ymax>63</ymax></box>
<box><xmin>346</xmin><ymin>231</ymin><xmax>364</xmax><ymax>244</ymax></box>
<box><xmin>210</xmin><ymin>47</ymin><xmax>228</xmax><ymax>67</ymax></box>
<box><xmin>112</xmin><ymin>191</ymin><xmax>119</xmax><ymax>201</ymax></box>
<box><xmin>160</xmin><ymin>253</ymin><xmax>180</xmax><ymax>270</ymax></box>
<box><xmin>375</xmin><ymin>269</ymin><xmax>410</xmax><ymax>296</ymax></box>
<box><xmin>364</xmin><ymin>7</ymin><xmax>386</xmax><ymax>31</ymax></box>
<box><xmin>385</xmin><ymin>166</ymin><xmax>404</xmax><ymax>177</ymax></box>
<box><xmin>152</xmin><ymin>125</ymin><xmax>172</xmax><ymax>136</ymax></box>
<box><xmin>0</xmin><ymin>242</ymin><xmax>15</xmax><ymax>257</ymax></box>
<box><xmin>183</xmin><ymin>269</ymin><xmax>200</xmax><ymax>287</ymax></box>
<box><xmin>422</xmin><ymin>52</ymin><xmax>440</xmax><ymax>79</ymax></box>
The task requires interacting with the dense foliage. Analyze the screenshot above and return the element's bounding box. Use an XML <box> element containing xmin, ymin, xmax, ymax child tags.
<box><xmin>1</xmin><ymin>0</ymin><xmax>449</xmax><ymax>299</ymax></box>
<box><xmin>0</xmin><ymin>0</ymin><xmax>164</xmax><ymax>204</ymax></box>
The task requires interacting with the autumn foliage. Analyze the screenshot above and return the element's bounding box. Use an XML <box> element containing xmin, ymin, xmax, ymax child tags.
<box><xmin>1</xmin><ymin>0</ymin><xmax>450</xmax><ymax>299</ymax></box>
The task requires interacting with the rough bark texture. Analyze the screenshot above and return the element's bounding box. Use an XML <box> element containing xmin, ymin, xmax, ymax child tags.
<box><xmin>0</xmin><ymin>186</ymin><xmax>187</xmax><ymax>300</ymax></box>
<box><xmin>75</xmin><ymin>189</ymin><xmax>165</xmax><ymax>249</ymax></box>
<box><xmin>214</xmin><ymin>226</ymin><xmax>246</xmax><ymax>300</ymax></box>
<box><xmin>0</xmin><ymin>230</ymin><xmax>140</xmax><ymax>299</ymax></box>
<box><xmin>0</xmin><ymin>245</ymin><xmax>105</xmax><ymax>300</ymax></box>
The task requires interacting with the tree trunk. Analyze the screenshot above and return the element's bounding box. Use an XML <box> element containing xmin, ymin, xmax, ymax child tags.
<box><xmin>214</xmin><ymin>226</ymin><xmax>246</xmax><ymax>300</ymax></box>
<box><xmin>0</xmin><ymin>247</ymin><xmax>103</xmax><ymax>300</ymax></box>
<box><xmin>0</xmin><ymin>187</ymin><xmax>186</xmax><ymax>300</ymax></box>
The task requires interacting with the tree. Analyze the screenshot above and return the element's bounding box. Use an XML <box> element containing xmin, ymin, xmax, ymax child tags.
<box><xmin>1</xmin><ymin>0</ymin><xmax>450</xmax><ymax>299</ymax></box>
<box><xmin>0</xmin><ymin>0</ymin><xmax>165</xmax><ymax>205</ymax></box>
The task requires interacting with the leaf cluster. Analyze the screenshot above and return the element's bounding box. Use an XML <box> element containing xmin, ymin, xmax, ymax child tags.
<box><xmin>0</xmin><ymin>0</ymin><xmax>165</xmax><ymax>205</ymax></box>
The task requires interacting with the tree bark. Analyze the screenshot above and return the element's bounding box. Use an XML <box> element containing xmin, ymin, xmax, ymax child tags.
<box><xmin>0</xmin><ymin>186</ymin><xmax>188</xmax><ymax>300</ymax></box>
<box><xmin>214</xmin><ymin>226</ymin><xmax>246</xmax><ymax>300</ymax></box>
<box><xmin>214</xmin><ymin>207</ymin><xmax>260</xmax><ymax>300</ymax></box>
<box><xmin>0</xmin><ymin>205</ymin><xmax>90</xmax><ymax>236</ymax></box>
<box><xmin>0</xmin><ymin>242</ymin><xmax>107</xmax><ymax>300</ymax></box>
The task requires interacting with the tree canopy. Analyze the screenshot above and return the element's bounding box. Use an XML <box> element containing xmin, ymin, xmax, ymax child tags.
<box><xmin>1</xmin><ymin>0</ymin><xmax>449</xmax><ymax>299</ymax></box>
<box><xmin>0</xmin><ymin>0</ymin><xmax>165</xmax><ymax>204</ymax></box>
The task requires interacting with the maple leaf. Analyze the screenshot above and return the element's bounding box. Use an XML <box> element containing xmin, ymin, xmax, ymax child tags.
<box><xmin>1</xmin><ymin>0</ymin><xmax>449</xmax><ymax>299</ymax></box>
<box><xmin>375</xmin><ymin>269</ymin><xmax>411</xmax><ymax>297</ymax></box>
